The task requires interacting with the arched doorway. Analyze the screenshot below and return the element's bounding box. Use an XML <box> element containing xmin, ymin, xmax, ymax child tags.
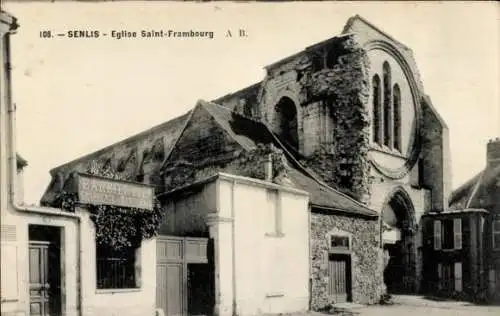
<box><xmin>273</xmin><ymin>97</ymin><xmax>299</xmax><ymax>150</ymax></box>
<box><xmin>382</xmin><ymin>188</ymin><xmax>417</xmax><ymax>294</ymax></box>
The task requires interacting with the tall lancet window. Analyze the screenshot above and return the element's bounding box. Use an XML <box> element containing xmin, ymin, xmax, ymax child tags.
<box><xmin>393</xmin><ymin>84</ymin><xmax>402</xmax><ymax>151</ymax></box>
<box><xmin>372</xmin><ymin>75</ymin><xmax>382</xmax><ymax>145</ymax></box>
<box><xmin>383</xmin><ymin>62</ymin><xmax>392</xmax><ymax>148</ymax></box>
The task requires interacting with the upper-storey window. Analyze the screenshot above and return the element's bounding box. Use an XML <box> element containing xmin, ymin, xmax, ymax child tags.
<box><xmin>393</xmin><ymin>84</ymin><xmax>402</xmax><ymax>151</ymax></box>
<box><xmin>433</xmin><ymin>218</ymin><xmax>462</xmax><ymax>251</ymax></box>
<box><xmin>372</xmin><ymin>75</ymin><xmax>382</xmax><ymax>145</ymax></box>
<box><xmin>382</xmin><ymin>62</ymin><xmax>392</xmax><ymax>148</ymax></box>
<box><xmin>371</xmin><ymin>61</ymin><xmax>404</xmax><ymax>152</ymax></box>
<box><xmin>493</xmin><ymin>216</ymin><xmax>500</xmax><ymax>250</ymax></box>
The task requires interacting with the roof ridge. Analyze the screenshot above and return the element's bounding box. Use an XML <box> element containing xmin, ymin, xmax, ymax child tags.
<box><xmin>465</xmin><ymin>170</ymin><xmax>486</xmax><ymax>209</ymax></box>
<box><xmin>50</xmin><ymin>110</ymin><xmax>192</xmax><ymax>175</ymax></box>
<box><xmin>198</xmin><ymin>100</ymin><xmax>255</xmax><ymax>151</ymax></box>
<box><xmin>342</xmin><ymin>14</ymin><xmax>411</xmax><ymax>51</ymax></box>
<box><xmin>260</xmin><ymin>121</ymin><xmax>375</xmax><ymax>213</ymax></box>
<box><xmin>205</xmin><ymin>101</ymin><xmax>375</xmax><ymax>212</ymax></box>
<box><xmin>449</xmin><ymin>170</ymin><xmax>483</xmax><ymax>203</ymax></box>
<box><xmin>203</xmin><ymin>99</ymin><xmax>265</xmax><ymax>125</ymax></box>
<box><xmin>159</xmin><ymin>101</ymin><xmax>201</xmax><ymax>170</ymax></box>
<box><xmin>211</xmin><ymin>81</ymin><xmax>262</xmax><ymax>104</ymax></box>
<box><xmin>162</xmin><ymin>100</ymin><xmax>375</xmax><ymax>214</ymax></box>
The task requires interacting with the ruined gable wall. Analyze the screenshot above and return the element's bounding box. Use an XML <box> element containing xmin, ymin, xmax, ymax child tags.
<box><xmin>421</xmin><ymin>100</ymin><xmax>451</xmax><ymax>212</ymax></box>
<box><xmin>257</xmin><ymin>35</ymin><xmax>372</xmax><ymax>203</ymax></box>
<box><xmin>213</xmin><ymin>84</ymin><xmax>261</xmax><ymax>119</ymax></box>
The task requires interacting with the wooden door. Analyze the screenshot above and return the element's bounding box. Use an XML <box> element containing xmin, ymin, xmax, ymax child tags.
<box><xmin>156</xmin><ymin>236</ymin><xmax>211</xmax><ymax>316</ymax></box>
<box><xmin>156</xmin><ymin>237</ymin><xmax>185</xmax><ymax>316</ymax></box>
<box><xmin>328</xmin><ymin>254</ymin><xmax>351</xmax><ymax>303</ymax></box>
<box><xmin>29</xmin><ymin>242</ymin><xmax>50</xmax><ymax>316</ymax></box>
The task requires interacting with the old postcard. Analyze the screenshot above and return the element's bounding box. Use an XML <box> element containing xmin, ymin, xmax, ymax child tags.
<box><xmin>1</xmin><ymin>1</ymin><xmax>499</xmax><ymax>316</ymax></box>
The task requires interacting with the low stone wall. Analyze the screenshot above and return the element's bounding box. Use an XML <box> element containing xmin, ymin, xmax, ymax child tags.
<box><xmin>310</xmin><ymin>212</ymin><xmax>384</xmax><ymax>309</ymax></box>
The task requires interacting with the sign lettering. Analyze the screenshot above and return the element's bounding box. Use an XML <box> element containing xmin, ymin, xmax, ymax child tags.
<box><xmin>78</xmin><ymin>175</ymin><xmax>154</xmax><ymax>210</ymax></box>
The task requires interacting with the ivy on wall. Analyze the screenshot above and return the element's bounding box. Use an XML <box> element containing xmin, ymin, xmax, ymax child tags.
<box><xmin>237</xmin><ymin>143</ymin><xmax>287</xmax><ymax>180</ymax></box>
<box><xmin>162</xmin><ymin>142</ymin><xmax>288</xmax><ymax>194</ymax></box>
<box><xmin>300</xmin><ymin>36</ymin><xmax>373</xmax><ymax>203</ymax></box>
<box><xmin>52</xmin><ymin>162</ymin><xmax>162</xmax><ymax>251</ymax></box>
<box><xmin>87</xmin><ymin>202</ymin><xmax>162</xmax><ymax>251</ymax></box>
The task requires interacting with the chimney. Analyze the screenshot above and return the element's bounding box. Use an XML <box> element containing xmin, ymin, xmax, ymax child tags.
<box><xmin>264</xmin><ymin>154</ymin><xmax>273</xmax><ymax>181</ymax></box>
<box><xmin>487</xmin><ymin>137</ymin><xmax>500</xmax><ymax>167</ymax></box>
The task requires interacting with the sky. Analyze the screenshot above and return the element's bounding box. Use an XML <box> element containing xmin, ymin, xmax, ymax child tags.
<box><xmin>3</xmin><ymin>1</ymin><xmax>500</xmax><ymax>205</ymax></box>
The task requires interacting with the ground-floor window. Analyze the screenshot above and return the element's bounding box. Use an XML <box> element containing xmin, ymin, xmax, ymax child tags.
<box><xmin>493</xmin><ymin>216</ymin><xmax>500</xmax><ymax>250</ymax></box>
<box><xmin>96</xmin><ymin>244</ymin><xmax>138</xmax><ymax>289</ymax></box>
<box><xmin>437</xmin><ymin>262</ymin><xmax>462</xmax><ymax>292</ymax></box>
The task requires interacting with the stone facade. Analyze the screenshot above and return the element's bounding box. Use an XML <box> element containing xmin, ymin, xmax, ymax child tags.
<box><xmin>310</xmin><ymin>212</ymin><xmax>383</xmax><ymax>308</ymax></box>
<box><xmin>420</xmin><ymin>97</ymin><xmax>452</xmax><ymax>212</ymax></box>
<box><xmin>38</xmin><ymin>15</ymin><xmax>452</xmax><ymax>310</ymax></box>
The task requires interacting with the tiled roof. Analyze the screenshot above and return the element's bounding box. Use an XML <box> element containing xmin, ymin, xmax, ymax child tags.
<box><xmin>449</xmin><ymin>164</ymin><xmax>500</xmax><ymax>211</ymax></box>
<box><xmin>41</xmin><ymin>98</ymin><xmax>377</xmax><ymax>218</ymax></box>
<box><xmin>200</xmin><ymin>100</ymin><xmax>378</xmax><ymax>218</ymax></box>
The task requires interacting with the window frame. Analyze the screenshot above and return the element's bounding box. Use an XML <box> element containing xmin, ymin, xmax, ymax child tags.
<box><xmin>453</xmin><ymin>218</ymin><xmax>463</xmax><ymax>250</ymax></box>
<box><xmin>433</xmin><ymin>218</ymin><xmax>462</xmax><ymax>251</ymax></box>
<box><xmin>95</xmin><ymin>243</ymin><xmax>139</xmax><ymax>290</ymax></box>
<box><xmin>492</xmin><ymin>217</ymin><xmax>500</xmax><ymax>250</ymax></box>
<box><xmin>330</xmin><ymin>235</ymin><xmax>350</xmax><ymax>251</ymax></box>
<box><xmin>433</xmin><ymin>220</ymin><xmax>441</xmax><ymax>250</ymax></box>
<box><xmin>437</xmin><ymin>261</ymin><xmax>463</xmax><ymax>292</ymax></box>
<box><xmin>382</xmin><ymin>61</ymin><xmax>392</xmax><ymax>148</ymax></box>
<box><xmin>392</xmin><ymin>83</ymin><xmax>402</xmax><ymax>151</ymax></box>
<box><xmin>372</xmin><ymin>75</ymin><xmax>382</xmax><ymax>145</ymax></box>
<box><xmin>327</xmin><ymin>231</ymin><xmax>352</xmax><ymax>254</ymax></box>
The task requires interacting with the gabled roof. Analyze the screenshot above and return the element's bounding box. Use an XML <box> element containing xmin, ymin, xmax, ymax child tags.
<box><xmin>211</xmin><ymin>82</ymin><xmax>262</xmax><ymax>105</ymax></box>
<box><xmin>342</xmin><ymin>14</ymin><xmax>411</xmax><ymax>51</ymax></box>
<box><xmin>49</xmin><ymin>111</ymin><xmax>191</xmax><ymax>175</ymax></box>
<box><xmin>449</xmin><ymin>164</ymin><xmax>500</xmax><ymax>210</ymax></box>
<box><xmin>188</xmin><ymin>100</ymin><xmax>378</xmax><ymax>218</ymax></box>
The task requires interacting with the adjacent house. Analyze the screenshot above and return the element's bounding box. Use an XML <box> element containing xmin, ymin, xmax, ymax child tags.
<box><xmin>422</xmin><ymin>138</ymin><xmax>500</xmax><ymax>302</ymax></box>
<box><xmin>1</xmin><ymin>11</ymin><xmax>157</xmax><ymax>316</ymax></box>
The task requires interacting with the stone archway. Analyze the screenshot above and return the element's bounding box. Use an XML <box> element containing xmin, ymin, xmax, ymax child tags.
<box><xmin>273</xmin><ymin>96</ymin><xmax>299</xmax><ymax>150</ymax></box>
<box><xmin>381</xmin><ymin>187</ymin><xmax>417</xmax><ymax>294</ymax></box>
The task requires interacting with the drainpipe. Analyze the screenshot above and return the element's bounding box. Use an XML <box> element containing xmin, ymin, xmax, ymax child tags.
<box><xmin>307</xmin><ymin>205</ymin><xmax>312</xmax><ymax>311</ymax></box>
<box><xmin>2</xmin><ymin>24</ymin><xmax>84</xmax><ymax>316</ymax></box>
<box><xmin>230</xmin><ymin>179</ymin><xmax>237</xmax><ymax>316</ymax></box>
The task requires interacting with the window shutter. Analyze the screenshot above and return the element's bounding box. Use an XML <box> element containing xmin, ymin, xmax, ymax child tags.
<box><xmin>454</xmin><ymin>262</ymin><xmax>462</xmax><ymax>292</ymax></box>
<box><xmin>454</xmin><ymin>218</ymin><xmax>462</xmax><ymax>250</ymax></box>
<box><xmin>437</xmin><ymin>263</ymin><xmax>442</xmax><ymax>290</ymax></box>
<box><xmin>433</xmin><ymin>220</ymin><xmax>442</xmax><ymax>250</ymax></box>
<box><xmin>493</xmin><ymin>219</ymin><xmax>500</xmax><ymax>249</ymax></box>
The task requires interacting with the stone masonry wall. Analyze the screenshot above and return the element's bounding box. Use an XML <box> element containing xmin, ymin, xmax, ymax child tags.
<box><xmin>420</xmin><ymin>99</ymin><xmax>450</xmax><ymax>212</ymax></box>
<box><xmin>301</xmin><ymin>101</ymin><xmax>327</xmax><ymax>156</ymax></box>
<box><xmin>310</xmin><ymin>212</ymin><xmax>384</xmax><ymax>309</ymax></box>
